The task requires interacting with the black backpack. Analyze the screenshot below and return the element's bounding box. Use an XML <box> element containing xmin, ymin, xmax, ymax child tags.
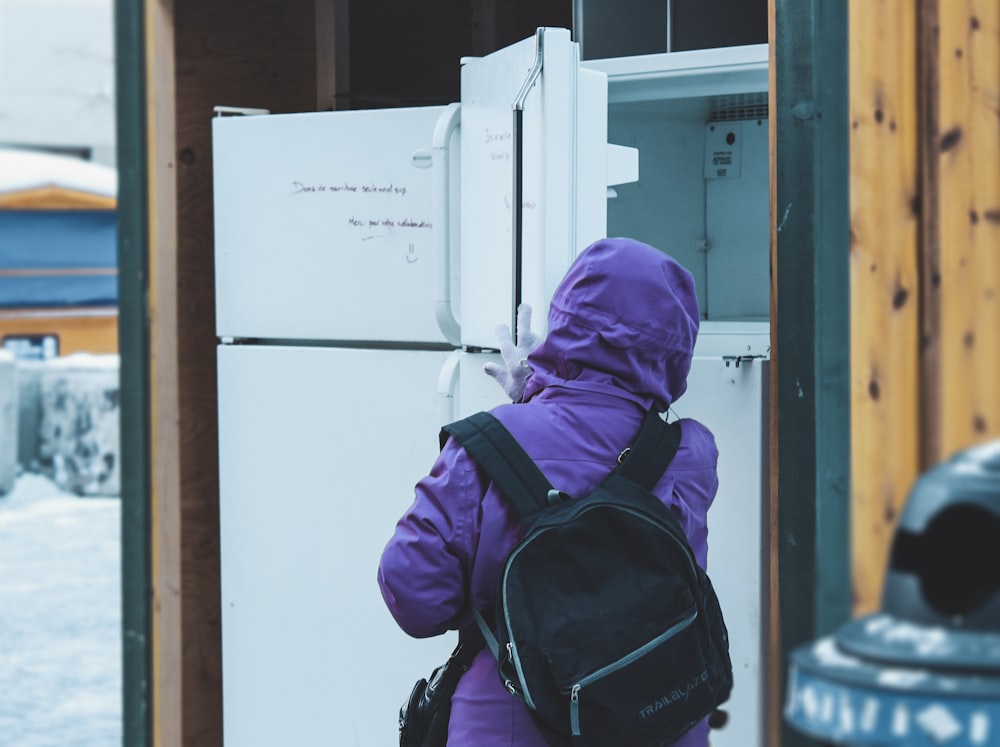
<box><xmin>441</xmin><ymin>409</ymin><xmax>733</xmax><ymax>747</ymax></box>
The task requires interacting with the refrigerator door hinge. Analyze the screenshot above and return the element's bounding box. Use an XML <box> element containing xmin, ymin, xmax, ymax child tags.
<box><xmin>213</xmin><ymin>106</ymin><xmax>270</xmax><ymax>118</ymax></box>
<box><xmin>722</xmin><ymin>354</ymin><xmax>765</xmax><ymax>368</ymax></box>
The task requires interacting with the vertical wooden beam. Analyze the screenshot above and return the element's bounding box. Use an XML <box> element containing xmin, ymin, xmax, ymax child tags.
<box><xmin>847</xmin><ymin>0</ymin><xmax>921</xmax><ymax>616</ymax></box>
<box><xmin>934</xmin><ymin>0</ymin><xmax>1000</xmax><ymax>459</ymax></box>
<box><xmin>145</xmin><ymin>3</ymin><xmax>183</xmax><ymax>747</ymax></box>
<box><xmin>773</xmin><ymin>0</ymin><xmax>852</xmax><ymax>744</ymax></box>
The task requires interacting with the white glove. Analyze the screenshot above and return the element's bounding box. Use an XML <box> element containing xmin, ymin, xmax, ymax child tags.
<box><xmin>484</xmin><ymin>304</ymin><xmax>542</xmax><ymax>401</ymax></box>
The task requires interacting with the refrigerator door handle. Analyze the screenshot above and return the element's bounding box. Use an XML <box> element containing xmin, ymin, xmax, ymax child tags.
<box><xmin>436</xmin><ymin>350</ymin><xmax>462</xmax><ymax>425</ymax></box>
<box><xmin>511</xmin><ymin>27</ymin><xmax>545</xmax><ymax>334</ymax></box>
<box><xmin>433</xmin><ymin>103</ymin><xmax>462</xmax><ymax>346</ymax></box>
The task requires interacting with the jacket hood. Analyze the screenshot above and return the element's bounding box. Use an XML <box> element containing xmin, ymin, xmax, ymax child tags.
<box><xmin>522</xmin><ymin>237</ymin><xmax>700</xmax><ymax>410</ymax></box>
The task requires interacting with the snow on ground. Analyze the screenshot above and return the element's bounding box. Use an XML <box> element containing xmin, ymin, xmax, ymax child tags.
<box><xmin>0</xmin><ymin>473</ymin><xmax>121</xmax><ymax>747</ymax></box>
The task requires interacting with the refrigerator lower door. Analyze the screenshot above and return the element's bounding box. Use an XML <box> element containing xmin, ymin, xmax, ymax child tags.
<box><xmin>669</xmin><ymin>356</ymin><xmax>769</xmax><ymax>747</ymax></box>
<box><xmin>217</xmin><ymin>344</ymin><xmax>456</xmax><ymax>746</ymax></box>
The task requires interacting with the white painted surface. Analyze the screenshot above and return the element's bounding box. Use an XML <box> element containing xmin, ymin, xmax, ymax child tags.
<box><xmin>212</xmin><ymin>106</ymin><xmax>456</xmax><ymax>344</ymax></box>
<box><xmin>217</xmin><ymin>344</ymin><xmax>459</xmax><ymax>747</ymax></box>
<box><xmin>670</xmin><ymin>353</ymin><xmax>768</xmax><ymax>747</ymax></box>
<box><xmin>459</xmin><ymin>28</ymin><xmax>610</xmax><ymax>347</ymax></box>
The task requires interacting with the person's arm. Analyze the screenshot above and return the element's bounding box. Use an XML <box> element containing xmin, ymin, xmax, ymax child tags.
<box><xmin>377</xmin><ymin>439</ymin><xmax>476</xmax><ymax>638</ymax></box>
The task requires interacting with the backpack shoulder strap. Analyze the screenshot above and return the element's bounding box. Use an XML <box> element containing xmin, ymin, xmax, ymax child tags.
<box><xmin>613</xmin><ymin>410</ymin><xmax>682</xmax><ymax>491</ymax></box>
<box><xmin>441</xmin><ymin>412</ymin><xmax>553</xmax><ymax>525</ymax></box>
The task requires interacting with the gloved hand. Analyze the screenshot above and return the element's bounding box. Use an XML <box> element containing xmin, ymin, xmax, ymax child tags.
<box><xmin>484</xmin><ymin>304</ymin><xmax>542</xmax><ymax>402</ymax></box>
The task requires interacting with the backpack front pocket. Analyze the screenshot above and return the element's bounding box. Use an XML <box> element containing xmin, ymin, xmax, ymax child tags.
<box><xmin>544</xmin><ymin>577</ymin><xmax>696</xmax><ymax>684</ymax></box>
<box><xmin>561</xmin><ymin>610</ymin><xmax>712</xmax><ymax>747</ymax></box>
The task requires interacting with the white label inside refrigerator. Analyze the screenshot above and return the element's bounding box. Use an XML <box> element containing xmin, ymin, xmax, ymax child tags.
<box><xmin>704</xmin><ymin>122</ymin><xmax>743</xmax><ymax>180</ymax></box>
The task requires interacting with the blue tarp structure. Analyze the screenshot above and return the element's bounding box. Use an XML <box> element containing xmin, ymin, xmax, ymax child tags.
<box><xmin>0</xmin><ymin>210</ymin><xmax>118</xmax><ymax>307</ymax></box>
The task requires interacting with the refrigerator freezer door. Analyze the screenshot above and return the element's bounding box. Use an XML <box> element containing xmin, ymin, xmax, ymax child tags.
<box><xmin>669</xmin><ymin>356</ymin><xmax>768</xmax><ymax>747</ymax></box>
<box><xmin>217</xmin><ymin>344</ymin><xmax>455</xmax><ymax>746</ymax></box>
<box><xmin>459</xmin><ymin>28</ymin><xmax>610</xmax><ymax>347</ymax></box>
<box><xmin>213</xmin><ymin>106</ymin><xmax>460</xmax><ymax>344</ymax></box>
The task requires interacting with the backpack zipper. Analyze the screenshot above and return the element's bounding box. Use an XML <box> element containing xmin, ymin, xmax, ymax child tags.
<box><xmin>568</xmin><ymin>610</ymin><xmax>699</xmax><ymax>736</ymax></box>
<box><xmin>501</xmin><ymin>502</ymin><xmax>700</xmax><ymax>714</ymax></box>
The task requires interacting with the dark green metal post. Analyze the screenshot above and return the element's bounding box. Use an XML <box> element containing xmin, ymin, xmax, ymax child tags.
<box><xmin>114</xmin><ymin>2</ymin><xmax>151</xmax><ymax>746</ymax></box>
<box><xmin>774</xmin><ymin>0</ymin><xmax>851</xmax><ymax>745</ymax></box>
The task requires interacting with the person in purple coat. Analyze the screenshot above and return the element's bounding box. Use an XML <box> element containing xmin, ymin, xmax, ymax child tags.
<box><xmin>378</xmin><ymin>237</ymin><xmax>719</xmax><ymax>746</ymax></box>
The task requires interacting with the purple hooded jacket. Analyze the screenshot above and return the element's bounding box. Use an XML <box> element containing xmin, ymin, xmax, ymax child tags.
<box><xmin>378</xmin><ymin>238</ymin><xmax>719</xmax><ymax>746</ymax></box>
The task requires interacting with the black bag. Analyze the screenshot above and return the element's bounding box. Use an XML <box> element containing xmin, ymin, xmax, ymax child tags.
<box><xmin>442</xmin><ymin>409</ymin><xmax>733</xmax><ymax>747</ymax></box>
<box><xmin>399</xmin><ymin>630</ymin><xmax>483</xmax><ymax>747</ymax></box>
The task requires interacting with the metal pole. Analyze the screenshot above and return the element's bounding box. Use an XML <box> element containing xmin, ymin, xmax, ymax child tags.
<box><xmin>774</xmin><ymin>0</ymin><xmax>852</xmax><ymax>743</ymax></box>
<box><xmin>114</xmin><ymin>1</ymin><xmax>151</xmax><ymax>745</ymax></box>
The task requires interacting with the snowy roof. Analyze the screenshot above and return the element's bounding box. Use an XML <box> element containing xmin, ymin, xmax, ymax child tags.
<box><xmin>0</xmin><ymin>148</ymin><xmax>117</xmax><ymax>198</ymax></box>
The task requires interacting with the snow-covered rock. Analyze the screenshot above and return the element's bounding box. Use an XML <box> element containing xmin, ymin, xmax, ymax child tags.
<box><xmin>37</xmin><ymin>353</ymin><xmax>119</xmax><ymax>496</ymax></box>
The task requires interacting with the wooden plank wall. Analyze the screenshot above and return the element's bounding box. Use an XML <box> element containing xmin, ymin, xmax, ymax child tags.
<box><xmin>933</xmin><ymin>0</ymin><xmax>1000</xmax><ymax>460</ymax></box>
<box><xmin>849</xmin><ymin>0</ymin><xmax>1000</xmax><ymax>614</ymax></box>
<box><xmin>847</xmin><ymin>0</ymin><xmax>921</xmax><ymax>615</ymax></box>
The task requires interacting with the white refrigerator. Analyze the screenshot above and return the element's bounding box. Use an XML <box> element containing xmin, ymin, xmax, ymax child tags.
<box><xmin>213</xmin><ymin>27</ymin><xmax>771</xmax><ymax>747</ymax></box>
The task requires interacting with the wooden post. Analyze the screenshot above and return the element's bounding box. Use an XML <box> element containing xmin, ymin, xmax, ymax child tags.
<box><xmin>933</xmin><ymin>0</ymin><xmax>1000</xmax><ymax>460</ymax></box>
<box><xmin>847</xmin><ymin>0</ymin><xmax>922</xmax><ymax>616</ymax></box>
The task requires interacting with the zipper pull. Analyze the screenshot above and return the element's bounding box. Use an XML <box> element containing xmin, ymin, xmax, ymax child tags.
<box><xmin>570</xmin><ymin>684</ymin><xmax>581</xmax><ymax>736</ymax></box>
